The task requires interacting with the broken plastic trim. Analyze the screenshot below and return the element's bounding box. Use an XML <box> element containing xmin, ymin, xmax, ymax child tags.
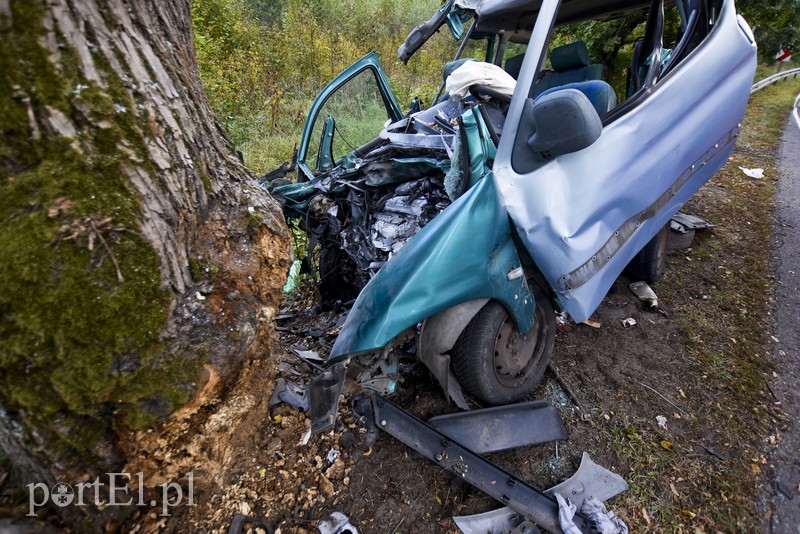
<box><xmin>309</xmin><ymin>362</ymin><xmax>347</xmax><ymax>434</ymax></box>
<box><xmin>427</xmin><ymin>400</ymin><xmax>566</xmax><ymax>454</ymax></box>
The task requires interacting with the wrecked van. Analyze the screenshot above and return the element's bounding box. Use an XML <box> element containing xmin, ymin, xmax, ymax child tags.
<box><xmin>267</xmin><ymin>0</ymin><xmax>757</xmax><ymax>430</ymax></box>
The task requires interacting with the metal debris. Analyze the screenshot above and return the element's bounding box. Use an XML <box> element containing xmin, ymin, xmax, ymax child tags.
<box><xmin>268</xmin><ymin>378</ymin><xmax>309</xmax><ymax>411</ymax></box>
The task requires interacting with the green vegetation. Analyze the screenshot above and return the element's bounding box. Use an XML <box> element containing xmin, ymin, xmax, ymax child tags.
<box><xmin>191</xmin><ymin>0</ymin><xmax>475</xmax><ymax>174</ymax></box>
<box><xmin>738</xmin><ymin>0</ymin><xmax>800</xmax><ymax>61</ymax></box>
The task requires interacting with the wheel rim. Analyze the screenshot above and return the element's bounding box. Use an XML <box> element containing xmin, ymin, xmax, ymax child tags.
<box><xmin>492</xmin><ymin>308</ymin><xmax>546</xmax><ymax>388</ymax></box>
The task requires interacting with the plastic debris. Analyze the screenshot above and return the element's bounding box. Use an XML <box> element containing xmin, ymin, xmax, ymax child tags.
<box><xmin>738</xmin><ymin>166</ymin><xmax>764</xmax><ymax>179</ymax></box>
<box><xmin>318</xmin><ymin>511</ymin><xmax>358</xmax><ymax>534</ymax></box>
<box><xmin>326</xmin><ymin>448</ymin><xmax>340</xmax><ymax>464</ymax></box>
<box><xmin>629</xmin><ymin>281</ymin><xmax>658</xmax><ymax>310</ymax></box>
<box><xmin>268</xmin><ymin>378</ymin><xmax>309</xmax><ymax>411</ymax></box>
<box><xmin>292</xmin><ymin>348</ymin><xmax>324</xmax><ymax>362</ymax></box>
<box><xmin>656</xmin><ymin>415</ymin><xmax>668</xmax><ymax>430</ymax></box>
<box><xmin>544</xmin><ymin>452</ymin><xmax>629</xmax><ymax>508</ymax></box>
<box><xmin>456</xmin><ymin>452</ymin><xmax>628</xmax><ymax>533</ymax></box>
<box><xmin>621</xmin><ymin>318</ymin><xmax>637</xmax><ymax>328</ymax></box>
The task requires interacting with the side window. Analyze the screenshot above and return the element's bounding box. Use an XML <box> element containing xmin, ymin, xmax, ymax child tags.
<box><xmin>543</xmin><ymin>0</ymin><xmax>722</xmax><ymax>112</ymax></box>
<box><xmin>305</xmin><ymin>68</ymin><xmax>393</xmax><ymax>173</ymax></box>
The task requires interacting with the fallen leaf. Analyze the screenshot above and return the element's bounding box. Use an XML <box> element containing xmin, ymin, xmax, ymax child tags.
<box><xmin>661</xmin><ymin>440</ymin><xmax>673</xmax><ymax>451</ymax></box>
<box><xmin>751</xmin><ymin>463</ymin><xmax>761</xmax><ymax>475</ymax></box>
<box><xmin>670</xmin><ymin>482</ymin><xmax>680</xmax><ymax>497</ymax></box>
<box><xmin>642</xmin><ymin>508</ymin><xmax>651</xmax><ymax>526</ymax></box>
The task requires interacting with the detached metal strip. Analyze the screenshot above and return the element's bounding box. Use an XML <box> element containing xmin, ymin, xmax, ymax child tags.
<box><xmin>561</xmin><ymin>124</ymin><xmax>740</xmax><ymax>291</ymax></box>
<box><xmin>370</xmin><ymin>395</ymin><xmax>594</xmax><ymax>533</ymax></box>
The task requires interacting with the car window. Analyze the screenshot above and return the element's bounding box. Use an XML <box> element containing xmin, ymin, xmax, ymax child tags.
<box><xmin>305</xmin><ymin>68</ymin><xmax>392</xmax><ymax>173</ymax></box>
<box><xmin>536</xmin><ymin>0</ymin><xmax>724</xmax><ymax>118</ymax></box>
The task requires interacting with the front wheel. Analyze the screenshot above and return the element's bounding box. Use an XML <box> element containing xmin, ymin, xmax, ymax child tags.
<box><xmin>450</xmin><ymin>287</ymin><xmax>556</xmax><ymax>405</ymax></box>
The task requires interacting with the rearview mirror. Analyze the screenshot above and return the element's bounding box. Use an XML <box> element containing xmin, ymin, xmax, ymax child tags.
<box><xmin>527</xmin><ymin>89</ymin><xmax>602</xmax><ymax>157</ymax></box>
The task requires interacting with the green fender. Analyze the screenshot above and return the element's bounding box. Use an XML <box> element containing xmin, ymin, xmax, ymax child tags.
<box><xmin>329</xmin><ymin>174</ymin><xmax>535</xmax><ymax>361</ymax></box>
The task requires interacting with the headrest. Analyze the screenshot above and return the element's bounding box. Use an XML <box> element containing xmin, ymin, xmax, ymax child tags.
<box><xmin>550</xmin><ymin>41</ymin><xmax>591</xmax><ymax>72</ymax></box>
<box><xmin>504</xmin><ymin>54</ymin><xmax>525</xmax><ymax>79</ymax></box>
<box><xmin>443</xmin><ymin>58</ymin><xmax>477</xmax><ymax>82</ymax></box>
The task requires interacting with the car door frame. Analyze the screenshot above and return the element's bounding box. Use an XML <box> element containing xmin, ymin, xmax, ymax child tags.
<box><xmin>296</xmin><ymin>51</ymin><xmax>404</xmax><ymax>182</ymax></box>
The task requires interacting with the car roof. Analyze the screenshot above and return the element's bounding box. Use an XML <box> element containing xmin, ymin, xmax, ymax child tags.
<box><xmin>459</xmin><ymin>0</ymin><xmax>653</xmax><ymax>41</ymax></box>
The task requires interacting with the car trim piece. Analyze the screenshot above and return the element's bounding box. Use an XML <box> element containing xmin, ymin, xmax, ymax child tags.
<box><xmin>560</xmin><ymin>123</ymin><xmax>740</xmax><ymax>291</ymax></box>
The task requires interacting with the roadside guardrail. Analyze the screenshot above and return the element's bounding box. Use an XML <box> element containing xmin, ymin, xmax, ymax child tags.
<box><xmin>751</xmin><ymin>67</ymin><xmax>800</xmax><ymax>94</ymax></box>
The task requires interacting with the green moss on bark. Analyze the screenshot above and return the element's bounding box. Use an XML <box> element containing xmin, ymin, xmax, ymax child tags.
<box><xmin>0</xmin><ymin>1</ymin><xmax>200</xmax><ymax>459</ymax></box>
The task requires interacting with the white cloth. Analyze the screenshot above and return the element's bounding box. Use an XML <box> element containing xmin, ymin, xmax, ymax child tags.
<box><xmin>445</xmin><ymin>61</ymin><xmax>517</xmax><ymax>99</ymax></box>
<box><xmin>556</xmin><ymin>493</ymin><xmax>629</xmax><ymax>534</ymax></box>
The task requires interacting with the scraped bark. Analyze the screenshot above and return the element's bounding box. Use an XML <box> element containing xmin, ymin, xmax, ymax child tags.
<box><xmin>0</xmin><ymin>0</ymin><xmax>290</xmax><ymax>526</ymax></box>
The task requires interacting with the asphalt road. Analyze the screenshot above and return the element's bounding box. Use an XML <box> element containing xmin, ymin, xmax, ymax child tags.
<box><xmin>762</xmin><ymin>99</ymin><xmax>800</xmax><ymax>533</ymax></box>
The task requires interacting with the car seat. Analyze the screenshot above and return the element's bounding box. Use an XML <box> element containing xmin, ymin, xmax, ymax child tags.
<box><xmin>532</xmin><ymin>41</ymin><xmax>604</xmax><ymax>97</ymax></box>
<box><xmin>536</xmin><ymin>80</ymin><xmax>617</xmax><ymax>117</ymax></box>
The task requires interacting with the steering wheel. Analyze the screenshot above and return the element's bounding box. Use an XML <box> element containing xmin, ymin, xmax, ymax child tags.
<box><xmin>468</xmin><ymin>84</ymin><xmax>512</xmax><ymax>105</ymax></box>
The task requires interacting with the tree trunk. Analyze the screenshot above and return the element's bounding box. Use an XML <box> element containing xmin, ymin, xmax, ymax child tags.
<box><xmin>0</xmin><ymin>0</ymin><xmax>290</xmax><ymax>526</ymax></box>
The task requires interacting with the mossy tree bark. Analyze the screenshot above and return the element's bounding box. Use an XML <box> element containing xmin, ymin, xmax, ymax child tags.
<box><xmin>0</xmin><ymin>0</ymin><xmax>290</xmax><ymax>525</ymax></box>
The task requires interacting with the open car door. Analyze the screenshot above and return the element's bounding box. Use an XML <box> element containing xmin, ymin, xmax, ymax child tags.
<box><xmin>296</xmin><ymin>52</ymin><xmax>403</xmax><ymax>182</ymax></box>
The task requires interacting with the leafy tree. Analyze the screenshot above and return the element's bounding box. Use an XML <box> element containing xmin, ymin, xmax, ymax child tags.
<box><xmin>737</xmin><ymin>0</ymin><xmax>800</xmax><ymax>60</ymax></box>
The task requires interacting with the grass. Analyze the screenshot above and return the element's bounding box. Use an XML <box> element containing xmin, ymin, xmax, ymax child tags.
<box><xmin>601</xmin><ymin>76</ymin><xmax>800</xmax><ymax>532</ymax></box>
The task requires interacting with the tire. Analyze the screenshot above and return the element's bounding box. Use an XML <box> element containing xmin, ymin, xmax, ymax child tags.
<box><xmin>667</xmin><ymin>228</ymin><xmax>695</xmax><ymax>251</ymax></box>
<box><xmin>625</xmin><ymin>223</ymin><xmax>669</xmax><ymax>284</ymax></box>
<box><xmin>450</xmin><ymin>287</ymin><xmax>556</xmax><ymax>405</ymax></box>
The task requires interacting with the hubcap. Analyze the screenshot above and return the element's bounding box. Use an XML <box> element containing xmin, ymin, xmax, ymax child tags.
<box><xmin>493</xmin><ymin>313</ymin><xmax>542</xmax><ymax>388</ymax></box>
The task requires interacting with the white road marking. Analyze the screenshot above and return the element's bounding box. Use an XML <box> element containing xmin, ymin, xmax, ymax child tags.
<box><xmin>794</xmin><ymin>93</ymin><xmax>800</xmax><ymax>131</ymax></box>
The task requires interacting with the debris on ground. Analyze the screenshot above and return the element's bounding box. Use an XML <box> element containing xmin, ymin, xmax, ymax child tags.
<box><xmin>318</xmin><ymin>511</ymin><xmax>359</xmax><ymax>534</ymax></box>
<box><xmin>738</xmin><ymin>166</ymin><xmax>764</xmax><ymax>179</ymax></box>
<box><xmin>629</xmin><ymin>281</ymin><xmax>658</xmax><ymax>310</ymax></box>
